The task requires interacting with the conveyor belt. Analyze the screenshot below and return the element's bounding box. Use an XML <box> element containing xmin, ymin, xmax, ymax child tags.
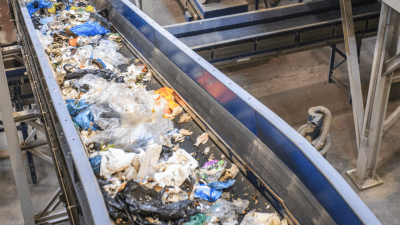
<box><xmin>165</xmin><ymin>0</ymin><xmax>380</xmax><ymax>64</ymax></box>
<box><xmin>10</xmin><ymin>0</ymin><xmax>382</xmax><ymax>224</ymax></box>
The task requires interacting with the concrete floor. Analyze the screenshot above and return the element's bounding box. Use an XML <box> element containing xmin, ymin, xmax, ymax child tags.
<box><xmin>1</xmin><ymin>0</ymin><xmax>400</xmax><ymax>224</ymax></box>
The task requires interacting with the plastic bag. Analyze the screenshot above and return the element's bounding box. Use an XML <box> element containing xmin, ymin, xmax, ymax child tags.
<box><xmin>40</xmin><ymin>16</ymin><xmax>54</xmax><ymax>25</ymax></box>
<box><xmin>27</xmin><ymin>0</ymin><xmax>53</xmax><ymax>16</ymax></box>
<box><xmin>72</xmin><ymin>107</ymin><xmax>99</xmax><ymax>131</ymax></box>
<box><xmin>66</xmin><ymin>98</ymin><xmax>88</xmax><ymax>116</ymax></box>
<box><xmin>113</xmin><ymin>180</ymin><xmax>200</xmax><ymax>223</ymax></box>
<box><xmin>92</xmin><ymin>40</ymin><xmax>129</xmax><ymax>70</ymax></box>
<box><xmin>198</xmin><ymin>160</ymin><xmax>227</xmax><ymax>184</ymax></box>
<box><xmin>77</xmin><ymin>35</ymin><xmax>101</xmax><ymax>47</ymax></box>
<box><xmin>136</xmin><ymin>143</ymin><xmax>162</xmax><ymax>181</ymax></box>
<box><xmin>240</xmin><ymin>210</ymin><xmax>287</xmax><ymax>225</ymax></box>
<box><xmin>64</xmin><ymin>68</ymin><xmax>118</xmax><ymax>81</ymax></box>
<box><xmin>36</xmin><ymin>30</ymin><xmax>53</xmax><ymax>48</ymax></box>
<box><xmin>155</xmin><ymin>87</ymin><xmax>180</xmax><ymax>116</ymax></box>
<box><xmin>89</xmin><ymin>155</ymin><xmax>102</xmax><ymax>174</ymax></box>
<box><xmin>204</xmin><ymin>199</ymin><xmax>250</xmax><ymax>224</ymax></box>
<box><xmin>70</xmin><ymin>22</ymin><xmax>109</xmax><ymax>36</ymax></box>
<box><xmin>73</xmin><ymin>74</ymin><xmax>111</xmax><ymax>100</ymax></box>
<box><xmin>184</xmin><ymin>213</ymin><xmax>210</xmax><ymax>225</ymax></box>
<box><xmin>159</xmin><ymin>145</ymin><xmax>173</xmax><ymax>162</ymax></box>
<box><xmin>194</xmin><ymin>183</ymin><xmax>222</xmax><ymax>202</ymax></box>
<box><xmin>99</xmin><ymin>148</ymin><xmax>143</xmax><ymax>179</ymax></box>
<box><xmin>208</xmin><ymin>180</ymin><xmax>235</xmax><ymax>190</ymax></box>
<box><xmin>153</xmin><ymin>149</ymin><xmax>198</xmax><ymax>187</ymax></box>
<box><xmin>74</xmin><ymin>45</ymin><xmax>93</xmax><ymax>62</ymax></box>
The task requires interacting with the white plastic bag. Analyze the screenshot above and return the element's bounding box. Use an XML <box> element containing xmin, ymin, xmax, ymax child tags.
<box><xmin>36</xmin><ymin>30</ymin><xmax>53</xmax><ymax>49</ymax></box>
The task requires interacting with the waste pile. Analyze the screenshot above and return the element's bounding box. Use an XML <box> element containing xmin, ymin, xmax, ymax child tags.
<box><xmin>28</xmin><ymin>0</ymin><xmax>289</xmax><ymax>224</ymax></box>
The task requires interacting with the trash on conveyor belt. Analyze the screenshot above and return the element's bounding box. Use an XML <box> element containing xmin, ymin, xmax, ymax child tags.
<box><xmin>28</xmin><ymin>0</ymin><xmax>288</xmax><ymax>223</ymax></box>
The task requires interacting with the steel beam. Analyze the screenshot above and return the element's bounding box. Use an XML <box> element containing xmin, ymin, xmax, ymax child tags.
<box><xmin>383</xmin><ymin>105</ymin><xmax>400</xmax><ymax>132</ymax></box>
<box><xmin>339</xmin><ymin>0</ymin><xmax>364</xmax><ymax>148</ymax></box>
<box><xmin>382</xmin><ymin>0</ymin><xmax>400</xmax><ymax>14</ymax></box>
<box><xmin>27</xmin><ymin>149</ymin><xmax>53</xmax><ymax>164</ymax></box>
<box><xmin>347</xmin><ymin>3</ymin><xmax>400</xmax><ymax>190</ymax></box>
<box><xmin>383</xmin><ymin>52</ymin><xmax>400</xmax><ymax>76</ymax></box>
<box><xmin>0</xmin><ymin>49</ymin><xmax>35</xmax><ymax>224</ymax></box>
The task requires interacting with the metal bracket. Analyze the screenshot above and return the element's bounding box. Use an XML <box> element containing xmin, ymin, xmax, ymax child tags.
<box><xmin>346</xmin><ymin>169</ymin><xmax>383</xmax><ymax>191</ymax></box>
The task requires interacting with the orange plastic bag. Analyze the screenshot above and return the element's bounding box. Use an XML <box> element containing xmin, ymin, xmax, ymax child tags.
<box><xmin>155</xmin><ymin>87</ymin><xmax>179</xmax><ymax>115</ymax></box>
<box><xmin>69</xmin><ymin>37</ymin><xmax>78</xmax><ymax>47</ymax></box>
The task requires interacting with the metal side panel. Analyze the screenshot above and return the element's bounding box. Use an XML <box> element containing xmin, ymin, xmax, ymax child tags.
<box><xmin>13</xmin><ymin>1</ymin><xmax>111</xmax><ymax>224</ymax></box>
<box><xmin>164</xmin><ymin>0</ymin><xmax>370</xmax><ymax>37</ymax></box>
<box><xmin>90</xmin><ymin>0</ymin><xmax>381</xmax><ymax>224</ymax></box>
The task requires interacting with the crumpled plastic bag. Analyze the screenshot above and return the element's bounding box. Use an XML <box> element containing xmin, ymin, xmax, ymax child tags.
<box><xmin>204</xmin><ymin>199</ymin><xmax>250</xmax><ymax>224</ymax></box>
<box><xmin>70</xmin><ymin>22</ymin><xmax>109</xmax><ymax>36</ymax></box>
<box><xmin>36</xmin><ymin>30</ymin><xmax>53</xmax><ymax>48</ymax></box>
<box><xmin>184</xmin><ymin>213</ymin><xmax>210</xmax><ymax>225</ymax></box>
<box><xmin>198</xmin><ymin>160</ymin><xmax>227</xmax><ymax>184</ymax></box>
<box><xmin>72</xmin><ymin>107</ymin><xmax>99</xmax><ymax>131</ymax></box>
<box><xmin>101</xmin><ymin>180</ymin><xmax>200</xmax><ymax>224</ymax></box>
<box><xmin>240</xmin><ymin>210</ymin><xmax>287</xmax><ymax>225</ymax></box>
<box><xmin>27</xmin><ymin>0</ymin><xmax>53</xmax><ymax>16</ymax></box>
<box><xmin>39</xmin><ymin>16</ymin><xmax>53</xmax><ymax>25</ymax></box>
<box><xmin>92</xmin><ymin>40</ymin><xmax>129</xmax><ymax>71</ymax></box>
<box><xmin>74</xmin><ymin>45</ymin><xmax>93</xmax><ymax>62</ymax></box>
<box><xmin>66</xmin><ymin>98</ymin><xmax>89</xmax><ymax>116</ymax></box>
<box><xmin>89</xmin><ymin>155</ymin><xmax>102</xmax><ymax>174</ymax></box>
<box><xmin>154</xmin><ymin>149</ymin><xmax>198</xmax><ymax>187</ymax></box>
<box><xmin>194</xmin><ymin>183</ymin><xmax>222</xmax><ymax>202</ymax></box>
<box><xmin>64</xmin><ymin>68</ymin><xmax>119</xmax><ymax>81</ymax></box>
<box><xmin>77</xmin><ymin>35</ymin><xmax>101</xmax><ymax>47</ymax></box>
<box><xmin>155</xmin><ymin>87</ymin><xmax>180</xmax><ymax>116</ymax></box>
<box><xmin>99</xmin><ymin>148</ymin><xmax>144</xmax><ymax>179</ymax></box>
<box><xmin>208</xmin><ymin>180</ymin><xmax>235</xmax><ymax>190</ymax></box>
<box><xmin>136</xmin><ymin>143</ymin><xmax>162</xmax><ymax>181</ymax></box>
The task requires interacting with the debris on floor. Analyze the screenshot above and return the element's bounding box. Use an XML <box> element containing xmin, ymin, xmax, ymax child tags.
<box><xmin>28</xmin><ymin>0</ymin><xmax>283</xmax><ymax>223</ymax></box>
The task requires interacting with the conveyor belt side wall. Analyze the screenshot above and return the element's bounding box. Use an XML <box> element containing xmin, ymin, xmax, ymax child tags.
<box><xmin>90</xmin><ymin>0</ymin><xmax>381</xmax><ymax>224</ymax></box>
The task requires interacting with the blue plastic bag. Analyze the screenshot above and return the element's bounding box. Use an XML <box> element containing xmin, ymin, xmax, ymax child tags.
<box><xmin>70</xmin><ymin>22</ymin><xmax>109</xmax><ymax>36</ymax></box>
<box><xmin>96</xmin><ymin>58</ymin><xmax>107</xmax><ymax>68</ymax></box>
<box><xmin>27</xmin><ymin>0</ymin><xmax>53</xmax><ymax>17</ymax></box>
<box><xmin>66</xmin><ymin>99</ymin><xmax>89</xmax><ymax>117</ymax></box>
<box><xmin>208</xmin><ymin>180</ymin><xmax>235</xmax><ymax>190</ymax></box>
<box><xmin>73</xmin><ymin>108</ymin><xmax>99</xmax><ymax>131</ymax></box>
<box><xmin>89</xmin><ymin>155</ymin><xmax>102</xmax><ymax>174</ymax></box>
<box><xmin>40</xmin><ymin>16</ymin><xmax>53</xmax><ymax>25</ymax></box>
<box><xmin>195</xmin><ymin>183</ymin><xmax>222</xmax><ymax>202</ymax></box>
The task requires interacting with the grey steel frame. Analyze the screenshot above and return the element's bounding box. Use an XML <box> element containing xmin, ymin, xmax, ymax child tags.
<box><xmin>0</xmin><ymin>47</ymin><xmax>35</xmax><ymax>225</ymax></box>
<box><xmin>347</xmin><ymin>2</ymin><xmax>400</xmax><ymax>190</ymax></box>
<box><xmin>339</xmin><ymin>0</ymin><xmax>364</xmax><ymax>149</ymax></box>
<box><xmin>9</xmin><ymin>0</ymin><xmax>111</xmax><ymax>224</ymax></box>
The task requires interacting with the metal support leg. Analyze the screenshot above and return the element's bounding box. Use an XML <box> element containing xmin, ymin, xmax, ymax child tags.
<box><xmin>21</xmin><ymin>121</ymin><xmax>38</xmax><ymax>185</ymax></box>
<box><xmin>0</xmin><ymin>49</ymin><xmax>35</xmax><ymax>224</ymax></box>
<box><xmin>255</xmin><ymin>0</ymin><xmax>259</xmax><ymax>10</ymax></box>
<box><xmin>339</xmin><ymin>0</ymin><xmax>365</xmax><ymax>149</ymax></box>
<box><xmin>383</xmin><ymin>105</ymin><xmax>400</xmax><ymax>132</ymax></box>
<box><xmin>347</xmin><ymin>3</ymin><xmax>400</xmax><ymax>190</ymax></box>
<box><xmin>328</xmin><ymin>45</ymin><xmax>336</xmax><ymax>83</ymax></box>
